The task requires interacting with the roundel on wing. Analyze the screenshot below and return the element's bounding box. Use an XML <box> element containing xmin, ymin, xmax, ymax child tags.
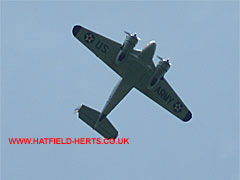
<box><xmin>84</xmin><ymin>33</ymin><xmax>95</xmax><ymax>43</ymax></box>
<box><xmin>173</xmin><ymin>102</ymin><xmax>183</xmax><ymax>113</ymax></box>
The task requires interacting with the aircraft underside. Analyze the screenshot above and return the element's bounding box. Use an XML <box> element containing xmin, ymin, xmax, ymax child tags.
<box><xmin>72</xmin><ymin>25</ymin><xmax>192</xmax><ymax>139</ymax></box>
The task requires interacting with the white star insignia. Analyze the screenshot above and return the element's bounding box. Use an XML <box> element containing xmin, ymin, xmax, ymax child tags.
<box><xmin>173</xmin><ymin>102</ymin><xmax>183</xmax><ymax>113</ymax></box>
<box><xmin>84</xmin><ymin>33</ymin><xmax>95</xmax><ymax>43</ymax></box>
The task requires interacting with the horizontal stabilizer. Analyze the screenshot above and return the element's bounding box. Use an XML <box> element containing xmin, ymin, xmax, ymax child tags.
<box><xmin>77</xmin><ymin>105</ymin><xmax>118</xmax><ymax>139</ymax></box>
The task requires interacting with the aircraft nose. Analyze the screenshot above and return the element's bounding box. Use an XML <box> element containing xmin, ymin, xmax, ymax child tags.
<box><xmin>149</xmin><ymin>40</ymin><xmax>156</xmax><ymax>51</ymax></box>
<box><xmin>72</xmin><ymin>25</ymin><xmax>82</xmax><ymax>36</ymax></box>
<box><xmin>141</xmin><ymin>40</ymin><xmax>157</xmax><ymax>59</ymax></box>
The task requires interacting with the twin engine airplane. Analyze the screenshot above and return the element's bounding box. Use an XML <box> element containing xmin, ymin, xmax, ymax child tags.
<box><xmin>72</xmin><ymin>25</ymin><xmax>192</xmax><ymax>139</ymax></box>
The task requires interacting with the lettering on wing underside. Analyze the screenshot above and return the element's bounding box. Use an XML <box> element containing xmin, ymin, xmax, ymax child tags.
<box><xmin>154</xmin><ymin>86</ymin><xmax>174</xmax><ymax>105</ymax></box>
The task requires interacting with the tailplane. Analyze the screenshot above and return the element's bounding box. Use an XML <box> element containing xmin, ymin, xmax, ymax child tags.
<box><xmin>75</xmin><ymin>104</ymin><xmax>118</xmax><ymax>139</ymax></box>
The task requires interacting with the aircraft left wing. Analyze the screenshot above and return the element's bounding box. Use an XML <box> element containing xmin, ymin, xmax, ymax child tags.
<box><xmin>72</xmin><ymin>25</ymin><xmax>122</xmax><ymax>76</ymax></box>
<box><xmin>135</xmin><ymin>78</ymin><xmax>192</xmax><ymax>121</ymax></box>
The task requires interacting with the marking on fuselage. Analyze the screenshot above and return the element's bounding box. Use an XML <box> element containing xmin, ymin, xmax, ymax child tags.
<box><xmin>95</xmin><ymin>40</ymin><xmax>109</xmax><ymax>54</ymax></box>
<box><xmin>154</xmin><ymin>86</ymin><xmax>174</xmax><ymax>104</ymax></box>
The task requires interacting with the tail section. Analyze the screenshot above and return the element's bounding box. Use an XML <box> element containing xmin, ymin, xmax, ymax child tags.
<box><xmin>76</xmin><ymin>104</ymin><xmax>118</xmax><ymax>139</ymax></box>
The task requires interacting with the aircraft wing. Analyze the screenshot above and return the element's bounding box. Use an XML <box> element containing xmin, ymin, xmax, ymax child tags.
<box><xmin>72</xmin><ymin>25</ymin><xmax>123</xmax><ymax>76</ymax></box>
<box><xmin>135</xmin><ymin>78</ymin><xmax>192</xmax><ymax>121</ymax></box>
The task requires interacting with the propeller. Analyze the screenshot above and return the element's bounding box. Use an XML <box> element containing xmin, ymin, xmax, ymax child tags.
<box><xmin>124</xmin><ymin>31</ymin><xmax>141</xmax><ymax>40</ymax></box>
<box><xmin>157</xmin><ymin>56</ymin><xmax>171</xmax><ymax>64</ymax></box>
<box><xmin>124</xmin><ymin>31</ymin><xmax>131</xmax><ymax>36</ymax></box>
<box><xmin>157</xmin><ymin>55</ymin><xmax>164</xmax><ymax>61</ymax></box>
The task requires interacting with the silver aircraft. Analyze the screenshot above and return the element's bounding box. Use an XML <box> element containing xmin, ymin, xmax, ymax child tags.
<box><xmin>72</xmin><ymin>25</ymin><xmax>192</xmax><ymax>139</ymax></box>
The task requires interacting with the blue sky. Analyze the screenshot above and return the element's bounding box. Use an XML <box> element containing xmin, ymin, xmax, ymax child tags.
<box><xmin>1</xmin><ymin>1</ymin><xmax>239</xmax><ymax>180</ymax></box>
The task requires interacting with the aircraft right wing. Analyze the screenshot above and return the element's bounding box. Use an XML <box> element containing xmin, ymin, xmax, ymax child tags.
<box><xmin>135</xmin><ymin>78</ymin><xmax>192</xmax><ymax>121</ymax></box>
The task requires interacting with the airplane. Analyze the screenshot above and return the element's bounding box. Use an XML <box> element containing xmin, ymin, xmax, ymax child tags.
<box><xmin>72</xmin><ymin>25</ymin><xmax>192</xmax><ymax>139</ymax></box>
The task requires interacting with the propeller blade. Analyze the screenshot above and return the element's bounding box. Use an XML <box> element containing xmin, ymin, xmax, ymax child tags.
<box><xmin>124</xmin><ymin>31</ymin><xmax>141</xmax><ymax>40</ymax></box>
<box><xmin>157</xmin><ymin>56</ymin><xmax>172</xmax><ymax>65</ymax></box>
<box><xmin>166</xmin><ymin>58</ymin><xmax>172</xmax><ymax>65</ymax></box>
<box><xmin>157</xmin><ymin>55</ymin><xmax>164</xmax><ymax>61</ymax></box>
<box><xmin>124</xmin><ymin>31</ymin><xmax>131</xmax><ymax>36</ymax></box>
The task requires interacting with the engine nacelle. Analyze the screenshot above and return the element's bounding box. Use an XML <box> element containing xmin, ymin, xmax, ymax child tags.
<box><xmin>115</xmin><ymin>35</ymin><xmax>138</xmax><ymax>65</ymax></box>
<box><xmin>147</xmin><ymin>59</ymin><xmax>171</xmax><ymax>89</ymax></box>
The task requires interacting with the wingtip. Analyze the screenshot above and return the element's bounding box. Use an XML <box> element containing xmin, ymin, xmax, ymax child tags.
<box><xmin>72</xmin><ymin>25</ymin><xmax>82</xmax><ymax>36</ymax></box>
<box><xmin>113</xmin><ymin>132</ymin><xmax>119</xmax><ymax>139</ymax></box>
<box><xmin>182</xmin><ymin>111</ymin><xmax>192</xmax><ymax>122</ymax></box>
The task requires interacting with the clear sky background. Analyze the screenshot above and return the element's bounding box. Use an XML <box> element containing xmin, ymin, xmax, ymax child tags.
<box><xmin>1</xmin><ymin>1</ymin><xmax>239</xmax><ymax>180</ymax></box>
